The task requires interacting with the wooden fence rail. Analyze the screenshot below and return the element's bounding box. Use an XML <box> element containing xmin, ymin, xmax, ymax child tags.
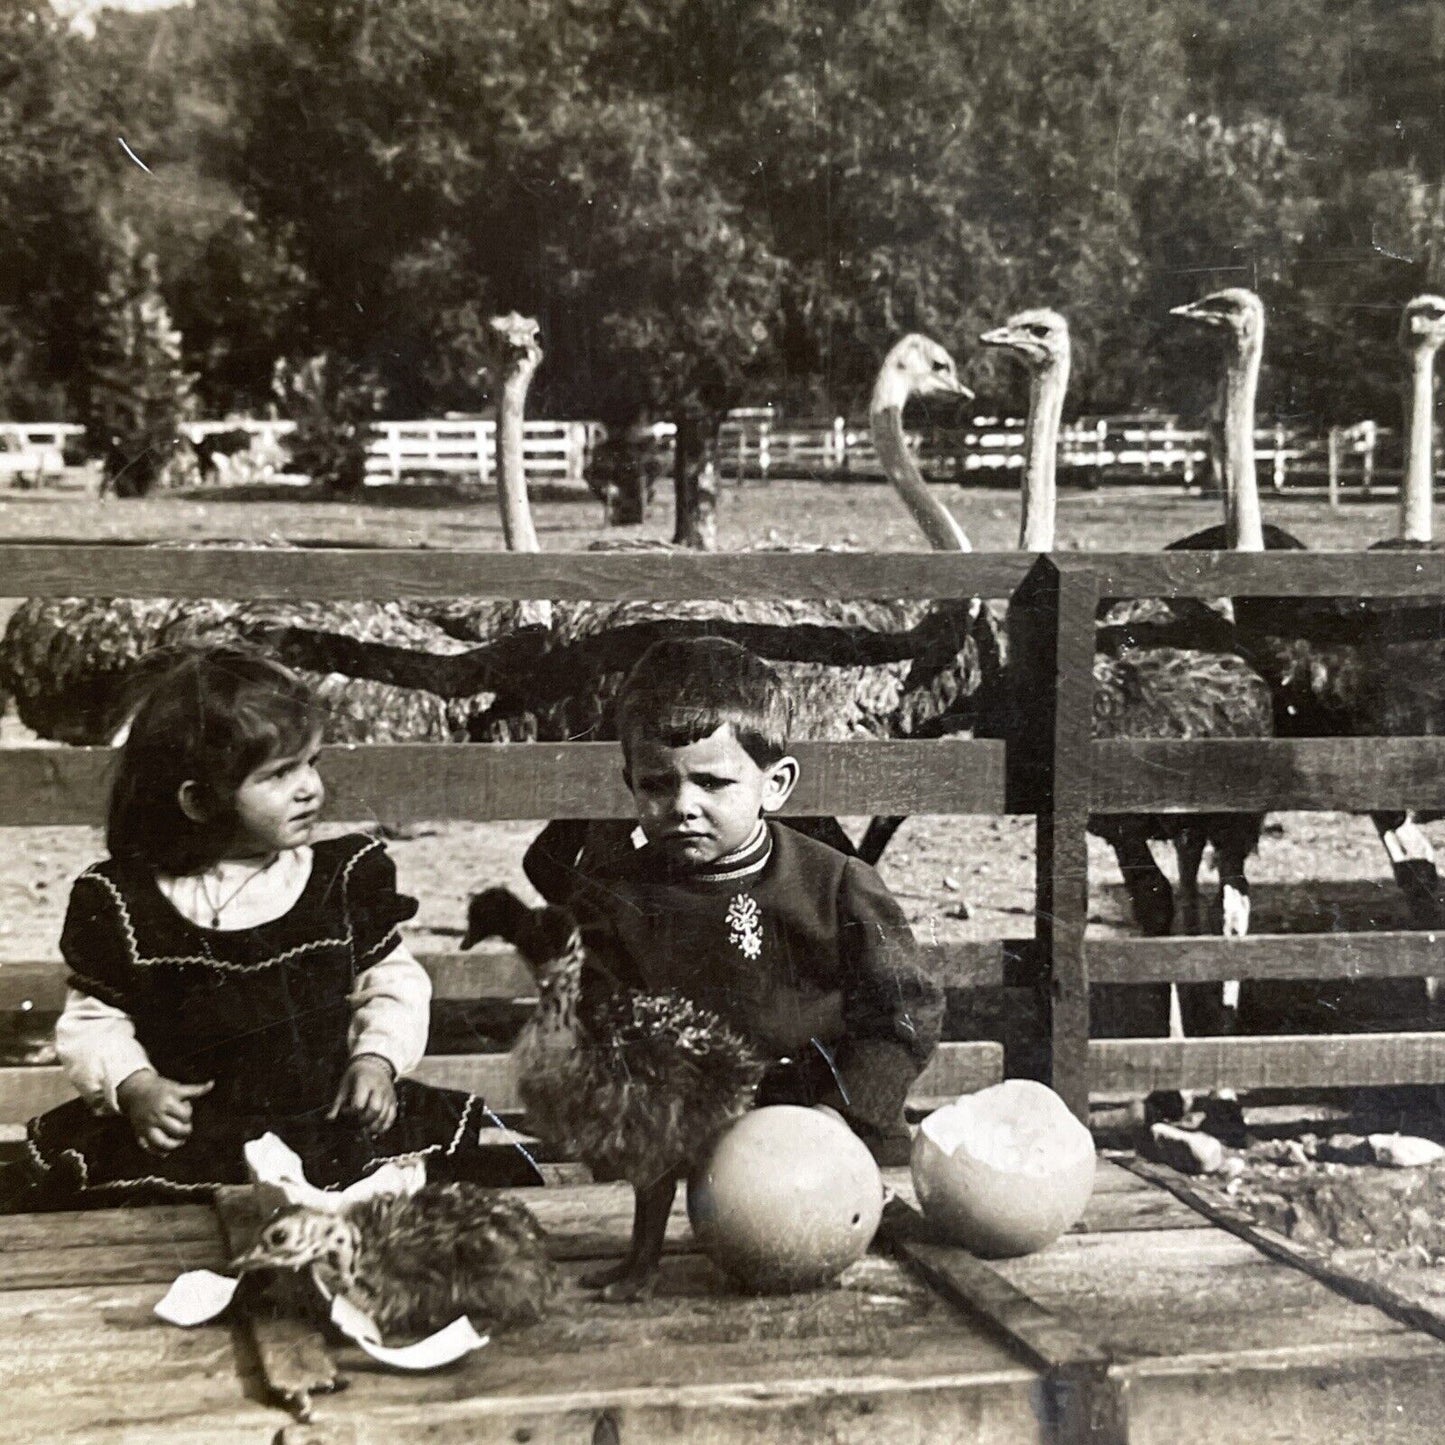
<box><xmin>1</xmin><ymin>546</ymin><xmax>1444</xmax><ymax>1134</ymax></box>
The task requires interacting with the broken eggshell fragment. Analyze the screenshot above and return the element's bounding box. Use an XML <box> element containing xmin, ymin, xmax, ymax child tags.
<box><xmin>912</xmin><ymin>1080</ymin><xmax>1096</xmax><ymax>1257</ymax></box>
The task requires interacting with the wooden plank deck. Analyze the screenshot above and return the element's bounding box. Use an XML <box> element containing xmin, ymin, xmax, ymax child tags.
<box><xmin>8</xmin><ymin>1161</ymin><xmax>1445</xmax><ymax>1443</ymax></box>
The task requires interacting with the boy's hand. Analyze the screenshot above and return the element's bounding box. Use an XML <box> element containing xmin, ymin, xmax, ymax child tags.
<box><xmin>116</xmin><ymin>1069</ymin><xmax>214</xmax><ymax>1154</ymax></box>
<box><xmin>328</xmin><ymin>1055</ymin><xmax>398</xmax><ymax>1135</ymax></box>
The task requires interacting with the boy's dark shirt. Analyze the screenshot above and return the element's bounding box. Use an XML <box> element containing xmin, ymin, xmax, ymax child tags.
<box><xmin>568</xmin><ymin>820</ymin><xmax>943</xmax><ymax>1157</ymax></box>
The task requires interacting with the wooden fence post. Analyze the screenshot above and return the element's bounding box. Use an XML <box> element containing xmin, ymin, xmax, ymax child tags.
<box><xmin>1006</xmin><ymin>558</ymin><xmax>1098</xmax><ymax>1118</ymax></box>
<box><xmin>1327</xmin><ymin>426</ymin><xmax>1340</xmax><ymax>510</ymax></box>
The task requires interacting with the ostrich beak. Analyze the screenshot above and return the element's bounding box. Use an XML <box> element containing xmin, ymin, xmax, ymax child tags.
<box><xmin>979</xmin><ymin>326</ymin><xmax>1020</xmax><ymax>349</ymax></box>
<box><xmin>1169</xmin><ymin>300</ymin><xmax>1218</xmax><ymax>326</ymax></box>
<box><xmin>945</xmin><ymin>377</ymin><xmax>975</xmax><ymax>401</ymax></box>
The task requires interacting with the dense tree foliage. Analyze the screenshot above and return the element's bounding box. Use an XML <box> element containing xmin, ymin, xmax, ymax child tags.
<box><xmin>2</xmin><ymin>0</ymin><xmax>1444</xmax><ymax>438</ymax></box>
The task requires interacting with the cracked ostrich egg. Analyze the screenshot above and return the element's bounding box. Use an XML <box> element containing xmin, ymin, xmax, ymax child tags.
<box><xmin>911</xmin><ymin>1081</ymin><xmax>1096</xmax><ymax>1257</ymax></box>
<box><xmin>686</xmin><ymin>1106</ymin><xmax>884</xmax><ymax>1292</ymax></box>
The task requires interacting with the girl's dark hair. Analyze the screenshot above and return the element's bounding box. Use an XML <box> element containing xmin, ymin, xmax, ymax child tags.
<box><xmin>106</xmin><ymin>647</ymin><xmax>323</xmax><ymax>874</ymax></box>
<box><xmin>615</xmin><ymin>636</ymin><xmax>792</xmax><ymax>766</ymax></box>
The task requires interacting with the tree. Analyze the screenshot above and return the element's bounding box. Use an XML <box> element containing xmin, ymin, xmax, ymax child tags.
<box><xmin>272</xmin><ymin>352</ymin><xmax>384</xmax><ymax>492</ymax></box>
<box><xmin>0</xmin><ymin>0</ymin><xmax>110</xmax><ymax>417</ymax></box>
<box><xmin>85</xmin><ymin>227</ymin><xmax>197</xmax><ymax>497</ymax></box>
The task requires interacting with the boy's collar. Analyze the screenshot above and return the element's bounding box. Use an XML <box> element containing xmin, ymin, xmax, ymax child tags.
<box><xmin>668</xmin><ymin>819</ymin><xmax>773</xmax><ymax>883</ymax></box>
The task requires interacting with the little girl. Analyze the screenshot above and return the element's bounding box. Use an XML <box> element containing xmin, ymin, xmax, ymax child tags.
<box><xmin>12</xmin><ymin>647</ymin><xmax>541</xmax><ymax>1208</ymax></box>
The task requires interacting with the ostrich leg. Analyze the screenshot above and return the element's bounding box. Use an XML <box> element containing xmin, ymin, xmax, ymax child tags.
<box><xmin>1108</xmin><ymin>832</ymin><xmax>1174</xmax><ymax>937</ymax></box>
<box><xmin>858</xmin><ymin>815</ymin><xmax>905</xmax><ymax>865</ymax></box>
<box><xmin>1374</xmin><ymin>812</ymin><xmax>1445</xmax><ymax>926</ymax></box>
<box><xmin>580</xmin><ymin>1172</ymin><xmax>678</xmax><ymax>1303</ymax></box>
<box><xmin>1375</xmin><ymin>810</ymin><xmax>1445</xmax><ymax>1002</ymax></box>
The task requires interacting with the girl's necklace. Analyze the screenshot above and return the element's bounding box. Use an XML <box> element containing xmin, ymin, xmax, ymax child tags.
<box><xmin>199</xmin><ymin>855</ymin><xmax>278</xmax><ymax>929</ymax></box>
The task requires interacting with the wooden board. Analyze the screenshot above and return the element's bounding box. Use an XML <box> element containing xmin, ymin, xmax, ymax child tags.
<box><xmin>1089</xmin><ymin>931</ymin><xmax>1445</xmax><ymax>985</ymax></box>
<box><xmin>0</xmin><ymin>544</ymin><xmax>1036</xmax><ymax>601</ymax></box>
<box><xmin>1093</xmin><ymin>737</ymin><xmax>1445</xmax><ymax>813</ymax></box>
<box><xmin>990</xmin><ymin>1224</ymin><xmax>1421</xmax><ymax>1361</ymax></box>
<box><xmin>1089</xmin><ymin>1032</ymin><xmax>1445</xmax><ymax>1095</ymax></box>
<box><xmin>0</xmin><ymin>938</ymin><xmax>1026</xmax><ymax>1013</ymax></box>
<box><xmin>0</xmin><ymin>1040</ymin><xmax>1004</xmax><ymax>1126</ymax></box>
<box><xmin>0</xmin><ymin>738</ymin><xmax>1007</xmax><ymax>826</ymax></box>
<box><xmin>0</xmin><ymin>1278</ymin><xmax>278</xmax><ymax>1443</ymax></box>
<box><xmin>1070</xmin><ymin>549</ymin><xmax>1445</xmax><ymax>598</ymax></box>
<box><xmin>6</xmin><ymin>542</ymin><xmax>1442</xmax><ymax>603</ymax></box>
<box><xmin>9</xmin><ymin>1157</ymin><xmax>1445</xmax><ymax>1443</ymax></box>
<box><xmin>297</xmin><ymin>1199</ymin><xmax>1044</xmax><ymax>1445</ymax></box>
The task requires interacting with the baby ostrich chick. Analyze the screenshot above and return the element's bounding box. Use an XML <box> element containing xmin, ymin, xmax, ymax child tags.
<box><xmin>464</xmin><ymin>885</ymin><xmax>763</xmax><ymax>1302</ymax></box>
<box><xmin>232</xmin><ymin>1183</ymin><xmax>557</xmax><ymax>1340</ymax></box>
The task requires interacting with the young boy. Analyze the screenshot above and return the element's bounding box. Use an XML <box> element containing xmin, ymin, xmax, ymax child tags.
<box><xmin>565</xmin><ymin>635</ymin><xmax>943</xmax><ymax>1167</ymax></box>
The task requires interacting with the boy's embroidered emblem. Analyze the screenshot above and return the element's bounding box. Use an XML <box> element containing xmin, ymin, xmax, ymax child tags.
<box><xmin>726</xmin><ymin>893</ymin><xmax>763</xmax><ymax>959</ymax></box>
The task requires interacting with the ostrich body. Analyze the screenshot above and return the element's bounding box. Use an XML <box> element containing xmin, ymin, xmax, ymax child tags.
<box><xmin>985</xmin><ymin>308</ymin><xmax>1272</xmax><ymax>966</ymax></box>
<box><xmin>0</xmin><ymin>313</ymin><xmax>555</xmax><ymax>746</ymax></box>
<box><xmin>463</xmin><ymin>886</ymin><xmax>763</xmax><ymax>1301</ymax></box>
<box><xmin>1361</xmin><ymin>294</ymin><xmax>1445</xmax><ymax>931</ymax></box>
<box><xmin>232</xmin><ymin>1182</ymin><xmax>557</xmax><ymax>1341</ymax></box>
<box><xmin>1178</xmin><ymin>294</ymin><xmax>1445</xmax><ymax>940</ymax></box>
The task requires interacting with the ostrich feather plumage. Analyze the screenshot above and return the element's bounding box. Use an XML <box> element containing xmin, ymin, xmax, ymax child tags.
<box><xmin>234</xmin><ymin>1182</ymin><xmax>557</xmax><ymax>1341</ymax></box>
<box><xmin>465</xmin><ymin>886</ymin><xmax>763</xmax><ymax>1189</ymax></box>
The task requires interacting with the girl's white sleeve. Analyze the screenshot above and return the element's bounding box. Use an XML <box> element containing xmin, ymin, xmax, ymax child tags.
<box><xmin>348</xmin><ymin>941</ymin><xmax>431</xmax><ymax>1077</ymax></box>
<box><xmin>54</xmin><ymin>988</ymin><xmax>153</xmax><ymax>1114</ymax></box>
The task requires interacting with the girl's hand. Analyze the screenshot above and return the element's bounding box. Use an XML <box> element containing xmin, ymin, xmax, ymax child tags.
<box><xmin>329</xmin><ymin>1055</ymin><xmax>398</xmax><ymax>1136</ymax></box>
<box><xmin>116</xmin><ymin>1070</ymin><xmax>214</xmax><ymax>1154</ymax></box>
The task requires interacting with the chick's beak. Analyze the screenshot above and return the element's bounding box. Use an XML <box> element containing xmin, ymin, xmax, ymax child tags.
<box><xmin>229</xmin><ymin>1243</ymin><xmax>270</xmax><ymax>1273</ymax></box>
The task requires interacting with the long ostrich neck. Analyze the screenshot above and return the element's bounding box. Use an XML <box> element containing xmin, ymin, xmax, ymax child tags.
<box><xmin>1018</xmin><ymin>359</ymin><xmax>1066</xmax><ymax>551</ymax></box>
<box><xmin>1221</xmin><ymin>336</ymin><xmax>1264</xmax><ymax>551</ymax></box>
<box><xmin>1401</xmin><ymin>343</ymin><xmax>1437</xmax><ymax>542</ymax></box>
<box><xmin>868</xmin><ymin>377</ymin><xmax>971</xmax><ymax>552</ymax></box>
<box><xmin>498</xmin><ymin>362</ymin><xmax>540</xmax><ymax>552</ymax></box>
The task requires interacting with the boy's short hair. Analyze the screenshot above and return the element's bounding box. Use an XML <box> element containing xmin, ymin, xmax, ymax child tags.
<box><xmin>615</xmin><ymin>636</ymin><xmax>793</xmax><ymax>766</ymax></box>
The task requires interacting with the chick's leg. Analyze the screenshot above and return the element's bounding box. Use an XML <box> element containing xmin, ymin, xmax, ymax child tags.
<box><xmin>580</xmin><ymin>1173</ymin><xmax>677</xmax><ymax>1302</ymax></box>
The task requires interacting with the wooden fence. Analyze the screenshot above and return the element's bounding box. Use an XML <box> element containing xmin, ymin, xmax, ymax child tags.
<box><xmin>8</xmin><ymin>416</ymin><xmax>1430</xmax><ymax>493</ymax></box>
<box><xmin>0</xmin><ymin>546</ymin><xmax>1443</xmax><ymax>1133</ymax></box>
<box><xmin>175</xmin><ymin>419</ymin><xmax>602</xmax><ymax>484</ymax></box>
<box><xmin>714</xmin><ymin>414</ymin><xmax>1428</xmax><ymax>492</ymax></box>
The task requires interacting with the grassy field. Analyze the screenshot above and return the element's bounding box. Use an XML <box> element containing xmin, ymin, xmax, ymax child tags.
<box><xmin>0</xmin><ymin>474</ymin><xmax>1434</xmax><ymax>1019</ymax></box>
<box><xmin>0</xmin><ymin>471</ymin><xmax>1427</xmax><ymax>554</ymax></box>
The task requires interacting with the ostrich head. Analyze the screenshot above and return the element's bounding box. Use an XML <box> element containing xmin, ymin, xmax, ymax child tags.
<box><xmin>979</xmin><ymin>308</ymin><xmax>1071</xmax><ymax>374</ymax></box>
<box><xmin>980</xmin><ymin>309</ymin><xmax>1069</xmax><ymax>552</ymax></box>
<box><xmin>1401</xmin><ymin>294</ymin><xmax>1445</xmax><ymax>356</ymax></box>
<box><xmin>232</xmin><ymin>1207</ymin><xmax>360</xmax><ymax>1294</ymax></box>
<box><xmin>869</xmin><ymin>334</ymin><xmax>973</xmax><ymax>414</ymax></box>
<box><xmin>1169</xmin><ymin>288</ymin><xmax>1264</xmax><ymax>358</ymax></box>
<box><xmin>484</xmin><ymin>312</ymin><xmax>544</xmax><ymax>385</ymax></box>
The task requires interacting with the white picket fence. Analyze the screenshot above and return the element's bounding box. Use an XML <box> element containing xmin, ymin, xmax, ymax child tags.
<box><xmin>3</xmin><ymin>414</ymin><xmax>1429</xmax><ymax>495</ymax></box>
<box><xmin>177</xmin><ymin>419</ymin><xmax>601</xmax><ymax>485</ymax></box>
<box><xmin>361</xmin><ymin>420</ymin><xmax>602</xmax><ymax>483</ymax></box>
<box><xmin>716</xmin><ymin>413</ymin><xmax>1419</xmax><ymax>493</ymax></box>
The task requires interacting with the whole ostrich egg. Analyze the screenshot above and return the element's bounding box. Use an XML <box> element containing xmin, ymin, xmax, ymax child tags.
<box><xmin>687</xmin><ymin>1106</ymin><xmax>884</xmax><ymax>1292</ymax></box>
<box><xmin>911</xmin><ymin>1080</ymin><xmax>1096</xmax><ymax>1258</ymax></box>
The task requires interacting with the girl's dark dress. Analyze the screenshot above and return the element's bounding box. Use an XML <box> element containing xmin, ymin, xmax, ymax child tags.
<box><xmin>25</xmin><ymin>834</ymin><xmax>537</xmax><ymax>1201</ymax></box>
